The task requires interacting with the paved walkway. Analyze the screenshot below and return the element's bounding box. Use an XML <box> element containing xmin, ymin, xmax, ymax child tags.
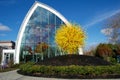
<box><xmin>0</xmin><ymin>70</ymin><xmax>119</xmax><ymax>80</ymax></box>
<box><xmin>0</xmin><ymin>70</ymin><xmax>81</xmax><ymax>80</ymax></box>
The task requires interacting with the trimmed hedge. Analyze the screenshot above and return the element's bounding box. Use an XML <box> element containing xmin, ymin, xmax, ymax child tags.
<box><xmin>19</xmin><ymin>63</ymin><xmax>120</xmax><ymax>77</ymax></box>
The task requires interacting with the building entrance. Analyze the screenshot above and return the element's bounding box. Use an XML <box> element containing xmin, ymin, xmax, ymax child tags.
<box><xmin>1</xmin><ymin>50</ymin><xmax>15</xmax><ymax>65</ymax></box>
<box><xmin>4</xmin><ymin>53</ymin><xmax>13</xmax><ymax>64</ymax></box>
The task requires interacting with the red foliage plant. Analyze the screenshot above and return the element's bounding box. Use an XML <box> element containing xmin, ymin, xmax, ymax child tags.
<box><xmin>96</xmin><ymin>44</ymin><xmax>113</xmax><ymax>57</ymax></box>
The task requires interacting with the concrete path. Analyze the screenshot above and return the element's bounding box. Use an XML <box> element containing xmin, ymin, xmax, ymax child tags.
<box><xmin>0</xmin><ymin>70</ymin><xmax>119</xmax><ymax>80</ymax></box>
<box><xmin>0</xmin><ymin>70</ymin><xmax>81</xmax><ymax>80</ymax></box>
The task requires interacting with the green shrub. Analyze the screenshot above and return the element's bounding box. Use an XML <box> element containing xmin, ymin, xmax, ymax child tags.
<box><xmin>109</xmin><ymin>57</ymin><xmax>117</xmax><ymax>64</ymax></box>
<box><xmin>11</xmin><ymin>64</ymin><xmax>20</xmax><ymax>68</ymax></box>
<box><xmin>19</xmin><ymin>63</ymin><xmax>120</xmax><ymax>76</ymax></box>
<box><xmin>19</xmin><ymin>62</ymin><xmax>35</xmax><ymax>74</ymax></box>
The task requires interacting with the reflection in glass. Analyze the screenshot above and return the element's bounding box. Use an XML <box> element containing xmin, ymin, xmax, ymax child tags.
<box><xmin>20</xmin><ymin>6</ymin><xmax>65</xmax><ymax>62</ymax></box>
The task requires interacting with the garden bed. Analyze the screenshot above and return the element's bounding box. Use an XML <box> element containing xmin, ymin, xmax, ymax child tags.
<box><xmin>0</xmin><ymin>68</ymin><xmax>17</xmax><ymax>72</ymax></box>
<box><xmin>0</xmin><ymin>64</ymin><xmax>19</xmax><ymax>73</ymax></box>
<box><xmin>37</xmin><ymin>55</ymin><xmax>111</xmax><ymax>66</ymax></box>
<box><xmin>18</xmin><ymin>55</ymin><xmax>119</xmax><ymax>79</ymax></box>
<box><xmin>18</xmin><ymin>63</ymin><xmax>120</xmax><ymax>79</ymax></box>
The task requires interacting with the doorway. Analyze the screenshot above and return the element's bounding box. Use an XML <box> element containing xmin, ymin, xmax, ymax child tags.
<box><xmin>1</xmin><ymin>49</ymin><xmax>15</xmax><ymax>65</ymax></box>
<box><xmin>4</xmin><ymin>53</ymin><xmax>14</xmax><ymax>64</ymax></box>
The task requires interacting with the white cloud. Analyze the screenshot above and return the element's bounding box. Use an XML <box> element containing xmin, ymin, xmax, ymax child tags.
<box><xmin>101</xmin><ymin>28</ymin><xmax>113</xmax><ymax>36</ymax></box>
<box><xmin>84</xmin><ymin>9</ymin><xmax>120</xmax><ymax>29</ymax></box>
<box><xmin>0</xmin><ymin>23</ymin><xmax>11</xmax><ymax>31</ymax></box>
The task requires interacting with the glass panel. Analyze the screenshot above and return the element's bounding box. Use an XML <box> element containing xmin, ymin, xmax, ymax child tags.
<box><xmin>49</xmin><ymin>12</ymin><xmax>55</xmax><ymax>24</ymax></box>
<box><xmin>56</xmin><ymin>17</ymin><xmax>62</xmax><ymax>27</ymax></box>
<box><xmin>20</xmin><ymin>6</ymin><xmax>65</xmax><ymax>62</ymax></box>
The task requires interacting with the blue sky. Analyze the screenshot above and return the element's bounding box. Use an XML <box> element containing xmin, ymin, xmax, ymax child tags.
<box><xmin>0</xmin><ymin>0</ymin><xmax>120</xmax><ymax>49</ymax></box>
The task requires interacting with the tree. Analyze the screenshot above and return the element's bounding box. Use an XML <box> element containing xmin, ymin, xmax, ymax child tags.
<box><xmin>96</xmin><ymin>44</ymin><xmax>113</xmax><ymax>58</ymax></box>
<box><xmin>35</xmin><ymin>42</ymin><xmax>48</xmax><ymax>60</ymax></box>
<box><xmin>84</xmin><ymin>45</ymin><xmax>96</xmax><ymax>56</ymax></box>
<box><xmin>35</xmin><ymin>42</ymin><xmax>48</xmax><ymax>53</ymax></box>
<box><xmin>95</xmin><ymin>43</ymin><xmax>118</xmax><ymax>63</ymax></box>
<box><xmin>55</xmin><ymin>23</ymin><xmax>86</xmax><ymax>54</ymax></box>
<box><xmin>102</xmin><ymin>13</ymin><xmax>120</xmax><ymax>44</ymax></box>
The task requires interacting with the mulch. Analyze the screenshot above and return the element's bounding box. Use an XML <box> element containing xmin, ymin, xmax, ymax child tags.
<box><xmin>37</xmin><ymin>54</ymin><xmax>111</xmax><ymax>66</ymax></box>
<box><xmin>18</xmin><ymin>55</ymin><xmax>118</xmax><ymax>79</ymax></box>
<box><xmin>17</xmin><ymin>70</ymin><xmax>120</xmax><ymax>79</ymax></box>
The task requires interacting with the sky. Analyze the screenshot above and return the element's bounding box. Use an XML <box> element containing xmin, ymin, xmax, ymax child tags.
<box><xmin>0</xmin><ymin>0</ymin><xmax>120</xmax><ymax>49</ymax></box>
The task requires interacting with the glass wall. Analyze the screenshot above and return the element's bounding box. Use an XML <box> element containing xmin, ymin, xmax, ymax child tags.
<box><xmin>20</xmin><ymin>6</ymin><xmax>64</xmax><ymax>62</ymax></box>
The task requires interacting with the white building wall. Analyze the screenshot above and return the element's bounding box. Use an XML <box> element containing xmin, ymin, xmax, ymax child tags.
<box><xmin>1</xmin><ymin>49</ymin><xmax>15</xmax><ymax>64</ymax></box>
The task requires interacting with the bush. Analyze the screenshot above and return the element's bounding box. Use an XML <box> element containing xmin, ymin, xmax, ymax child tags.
<box><xmin>19</xmin><ymin>63</ymin><xmax>120</xmax><ymax>77</ymax></box>
<box><xmin>95</xmin><ymin>44</ymin><xmax>114</xmax><ymax>58</ymax></box>
<box><xmin>0</xmin><ymin>63</ymin><xmax>20</xmax><ymax>72</ymax></box>
<box><xmin>19</xmin><ymin>62</ymin><xmax>35</xmax><ymax>74</ymax></box>
<box><xmin>94</xmin><ymin>43</ymin><xmax>120</xmax><ymax>64</ymax></box>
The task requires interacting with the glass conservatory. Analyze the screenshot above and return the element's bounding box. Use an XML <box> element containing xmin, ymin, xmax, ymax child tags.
<box><xmin>15</xmin><ymin>1</ymin><xmax>69</xmax><ymax>63</ymax></box>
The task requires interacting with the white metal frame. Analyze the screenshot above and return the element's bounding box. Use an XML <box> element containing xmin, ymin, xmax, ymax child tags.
<box><xmin>1</xmin><ymin>49</ymin><xmax>15</xmax><ymax>64</ymax></box>
<box><xmin>15</xmin><ymin>1</ymin><xmax>69</xmax><ymax>63</ymax></box>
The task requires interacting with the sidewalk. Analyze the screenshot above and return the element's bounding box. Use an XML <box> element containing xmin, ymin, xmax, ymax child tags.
<box><xmin>0</xmin><ymin>70</ymin><xmax>119</xmax><ymax>80</ymax></box>
<box><xmin>0</xmin><ymin>70</ymin><xmax>79</xmax><ymax>80</ymax></box>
